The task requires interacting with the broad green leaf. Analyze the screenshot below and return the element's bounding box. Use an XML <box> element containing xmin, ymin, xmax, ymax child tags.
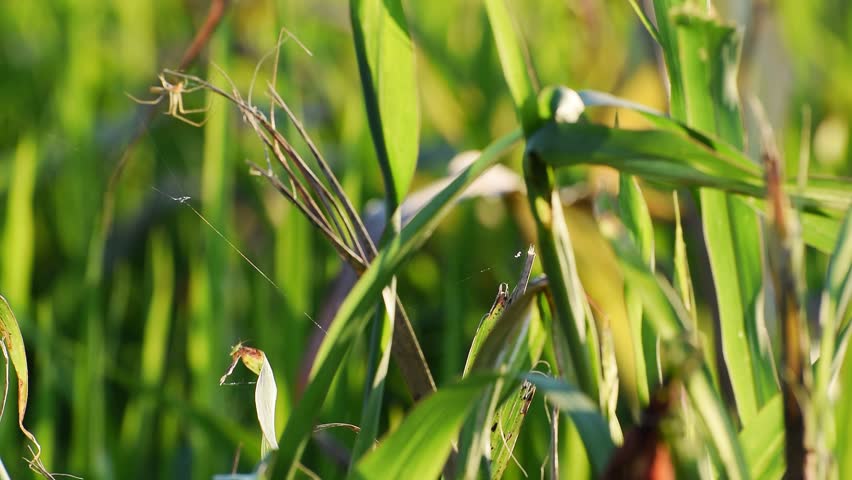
<box><xmin>353</xmin><ymin>376</ymin><xmax>497</xmax><ymax>480</ymax></box>
<box><xmin>484</xmin><ymin>0</ymin><xmax>538</xmax><ymax>133</ymax></box>
<box><xmin>671</xmin><ymin>5</ymin><xmax>772</xmax><ymax>420</ymax></box>
<box><xmin>351</xmin><ymin>0</ymin><xmax>419</xmax><ymax>209</ymax></box>
<box><xmin>269</xmin><ymin>129</ymin><xmax>522</xmax><ymax>478</ymax></box>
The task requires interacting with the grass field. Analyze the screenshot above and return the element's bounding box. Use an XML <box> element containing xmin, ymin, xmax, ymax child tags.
<box><xmin>1</xmin><ymin>1</ymin><xmax>851</xmax><ymax>479</ymax></box>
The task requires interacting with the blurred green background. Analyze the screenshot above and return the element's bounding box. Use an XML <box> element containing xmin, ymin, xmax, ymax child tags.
<box><xmin>0</xmin><ymin>0</ymin><xmax>850</xmax><ymax>478</ymax></box>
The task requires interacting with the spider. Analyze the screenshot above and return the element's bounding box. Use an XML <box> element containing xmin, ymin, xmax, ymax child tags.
<box><xmin>126</xmin><ymin>73</ymin><xmax>209</xmax><ymax>127</ymax></box>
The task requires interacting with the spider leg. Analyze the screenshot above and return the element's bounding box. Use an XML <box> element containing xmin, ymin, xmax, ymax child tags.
<box><xmin>181</xmin><ymin>83</ymin><xmax>205</xmax><ymax>94</ymax></box>
<box><xmin>171</xmin><ymin>111</ymin><xmax>209</xmax><ymax>127</ymax></box>
<box><xmin>168</xmin><ymin>92</ymin><xmax>207</xmax><ymax>127</ymax></box>
<box><xmin>125</xmin><ymin>92</ymin><xmax>165</xmax><ymax>105</ymax></box>
<box><xmin>178</xmin><ymin>100</ymin><xmax>211</xmax><ymax>114</ymax></box>
<box><xmin>171</xmin><ymin>93</ymin><xmax>209</xmax><ymax>126</ymax></box>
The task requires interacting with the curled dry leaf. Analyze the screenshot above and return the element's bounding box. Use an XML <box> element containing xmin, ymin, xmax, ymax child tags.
<box><xmin>220</xmin><ymin>342</ymin><xmax>279</xmax><ymax>456</ymax></box>
<box><xmin>0</xmin><ymin>295</ymin><xmax>56</xmax><ymax>478</ymax></box>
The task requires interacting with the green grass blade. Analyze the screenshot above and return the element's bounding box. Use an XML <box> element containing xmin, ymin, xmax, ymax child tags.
<box><xmin>673</xmin><ymin>7</ymin><xmax>772</xmax><ymax>419</ymax></box>
<box><xmin>269</xmin><ymin>129</ymin><xmax>522</xmax><ymax>477</ymax></box>
<box><xmin>815</xmin><ymin>208</ymin><xmax>852</xmax><ymax>472</ymax></box>
<box><xmin>350</xmin><ymin>0</ymin><xmax>419</xmax><ymax>210</ymax></box>
<box><xmin>526</xmin><ymin>121</ymin><xmax>764</xmax><ymax>194</ymax></box>
<box><xmin>601</xmin><ymin>213</ymin><xmax>749</xmax><ymax>479</ymax></box>
<box><xmin>739</xmin><ymin>394</ymin><xmax>784</xmax><ymax>480</ymax></box>
<box><xmin>484</xmin><ymin>0</ymin><xmax>538</xmax><ymax>133</ymax></box>
<box><xmin>1</xmin><ymin>135</ymin><xmax>37</xmax><ymax>311</ymax></box>
<box><xmin>456</xmin><ymin>249</ymin><xmax>540</xmax><ymax>478</ymax></box>
<box><xmin>463</xmin><ymin>283</ymin><xmax>510</xmax><ymax>377</ymax></box>
<box><xmin>618</xmin><ymin>174</ymin><xmax>655</xmax><ymax>404</ymax></box>
<box><xmin>348</xmin><ymin>284</ymin><xmax>396</xmax><ymax>469</ymax></box>
<box><xmin>826</xmin><ymin>208</ymin><xmax>852</xmax><ymax>378</ymax></box>
<box><xmin>489</xmin><ymin>379</ymin><xmax>535</xmax><ymax>479</ymax></box>
<box><xmin>672</xmin><ymin>192</ymin><xmax>698</xmax><ymax>326</ymax></box>
<box><xmin>353</xmin><ymin>375</ymin><xmax>497</xmax><ymax>479</ymax></box>
<box><xmin>118</xmin><ymin>230</ymin><xmax>174</xmax><ymax>473</ymax></box>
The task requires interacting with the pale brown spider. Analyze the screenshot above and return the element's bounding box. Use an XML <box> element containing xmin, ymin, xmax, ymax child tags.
<box><xmin>126</xmin><ymin>73</ymin><xmax>209</xmax><ymax>127</ymax></box>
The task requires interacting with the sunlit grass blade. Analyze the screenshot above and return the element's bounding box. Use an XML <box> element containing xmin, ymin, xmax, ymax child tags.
<box><xmin>350</xmin><ymin>0</ymin><xmax>419</xmax><ymax>210</ymax></box>
<box><xmin>268</xmin><ymin>130</ymin><xmax>522</xmax><ymax>477</ymax></box>
<box><xmin>484</xmin><ymin>0</ymin><xmax>538</xmax><ymax>133</ymax></box>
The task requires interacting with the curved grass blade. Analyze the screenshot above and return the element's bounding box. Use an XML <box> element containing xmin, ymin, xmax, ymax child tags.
<box><xmin>350</xmin><ymin>0</ymin><xmax>419</xmax><ymax>210</ymax></box>
<box><xmin>268</xmin><ymin>129</ymin><xmax>522</xmax><ymax>478</ymax></box>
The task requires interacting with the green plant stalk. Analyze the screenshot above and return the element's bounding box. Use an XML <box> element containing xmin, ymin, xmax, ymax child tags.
<box><xmin>523</xmin><ymin>154</ymin><xmax>598</xmax><ymax>400</ymax></box>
